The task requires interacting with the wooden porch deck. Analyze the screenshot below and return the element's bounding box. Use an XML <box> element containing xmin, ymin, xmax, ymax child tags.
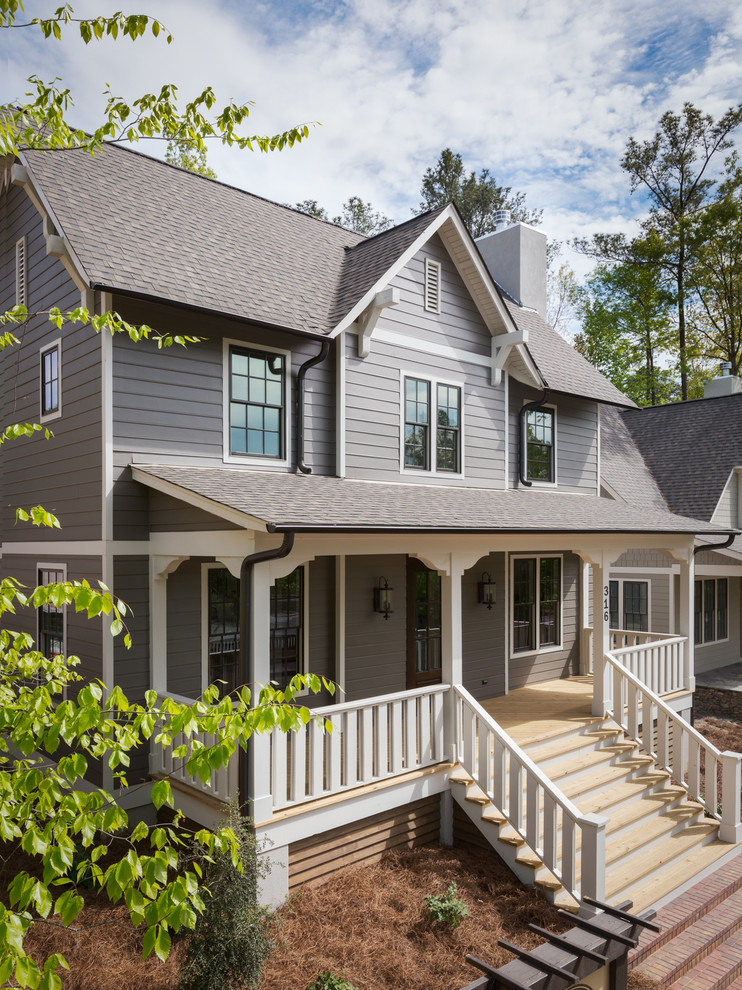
<box><xmin>479</xmin><ymin>675</ymin><xmax>597</xmax><ymax>748</ymax></box>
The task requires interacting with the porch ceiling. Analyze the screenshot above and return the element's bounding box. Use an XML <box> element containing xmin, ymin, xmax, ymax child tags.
<box><xmin>130</xmin><ymin>463</ymin><xmax>733</xmax><ymax>537</ymax></box>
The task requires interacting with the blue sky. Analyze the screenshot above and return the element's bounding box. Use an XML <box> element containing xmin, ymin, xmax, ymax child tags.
<box><xmin>4</xmin><ymin>0</ymin><xmax>742</xmax><ymax>274</ymax></box>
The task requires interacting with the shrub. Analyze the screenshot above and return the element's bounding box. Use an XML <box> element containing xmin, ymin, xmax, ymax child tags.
<box><xmin>178</xmin><ymin>801</ymin><xmax>273</xmax><ymax>990</ymax></box>
<box><xmin>424</xmin><ymin>881</ymin><xmax>469</xmax><ymax>929</ymax></box>
<box><xmin>305</xmin><ymin>972</ymin><xmax>360</xmax><ymax>990</ymax></box>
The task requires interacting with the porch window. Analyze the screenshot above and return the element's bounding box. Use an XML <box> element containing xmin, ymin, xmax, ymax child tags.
<box><xmin>229</xmin><ymin>346</ymin><xmax>284</xmax><ymax>458</ymax></box>
<box><xmin>40</xmin><ymin>341</ymin><xmax>61</xmax><ymax>420</ymax></box>
<box><xmin>608</xmin><ymin>579</ymin><xmax>649</xmax><ymax>632</ymax></box>
<box><xmin>512</xmin><ymin>556</ymin><xmax>561</xmax><ymax>654</ymax></box>
<box><xmin>270</xmin><ymin>567</ymin><xmax>304</xmax><ymax>687</ymax></box>
<box><xmin>38</xmin><ymin>567</ymin><xmax>65</xmax><ymax>660</ymax></box>
<box><xmin>207</xmin><ymin>568</ymin><xmax>240</xmax><ymax>695</ymax></box>
<box><xmin>695</xmin><ymin>578</ymin><xmax>728</xmax><ymax>645</ymax></box>
<box><xmin>403</xmin><ymin>375</ymin><xmax>462</xmax><ymax>474</ymax></box>
<box><xmin>526</xmin><ymin>407</ymin><xmax>555</xmax><ymax>483</ymax></box>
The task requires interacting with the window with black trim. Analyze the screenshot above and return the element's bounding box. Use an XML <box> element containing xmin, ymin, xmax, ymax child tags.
<box><xmin>694</xmin><ymin>578</ymin><xmax>728</xmax><ymax>645</ymax></box>
<box><xmin>38</xmin><ymin>567</ymin><xmax>65</xmax><ymax>660</ymax></box>
<box><xmin>609</xmin><ymin>579</ymin><xmax>649</xmax><ymax>631</ymax></box>
<box><xmin>207</xmin><ymin>567</ymin><xmax>240</xmax><ymax>695</ymax></box>
<box><xmin>526</xmin><ymin>407</ymin><xmax>555</xmax><ymax>482</ymax></box>
<box><xmin>270</xmin><ymin>567</ymin><xmax>304</xmax><ymax>687</ymax></box>
<box><xmin>40</xmin><ymin>342</ymin><xmax>60</xmax><ymax>419</ymax></box>
<box><xmin>404</xmin><ymin>376</ymin><xmax>461</xmax><ymax>474</ymax></box>
<box><xmin>512</xmin><ymin>556</ymin><xmax>562</xmax><ymax>653</ymax></box>
<box><xmin>16</xmin><ymin>236</ymin><xmax>27</xmax><ymax>308</ymax></box>
<box><xmin>229</xmin><ymin>346</ymin><xmax>284</xmax><ymax>458</ymax></box>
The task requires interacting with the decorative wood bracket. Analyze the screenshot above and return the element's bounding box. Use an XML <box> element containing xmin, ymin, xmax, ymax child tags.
<box><xmin>491</xmin><ymin>328</ymin><xmax>527</xmax><ymax>386</ymax></box>
<box><xmin>357</xmin><ymin>286</ymin><xmax>400</xmax><ymax>358</ymax></box>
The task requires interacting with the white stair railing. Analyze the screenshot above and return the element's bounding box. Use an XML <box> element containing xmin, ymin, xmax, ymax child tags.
<box><xmin>270</xmin><ymin>683</ymin><xmax>448</xmax><ymax>811</ymax></box>
<box><xmin>609</xmin><ymin>635</ymin><xmax>687</xmax><ymax>696</ymax></box>
<box><xmin>454</xmin><ymin>685</ymin><xmax>608</xmax><ymax>905</ymax></box>
<box><xmin>605</xmin><ymin>651</ymin><xmax>742</xmax><ymax>843</ymax></box>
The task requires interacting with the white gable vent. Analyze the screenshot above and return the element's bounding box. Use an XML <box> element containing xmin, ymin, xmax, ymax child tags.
<box><xmin>424</xmin><ymin>258</ymin><xmax>441</xmax><ymax>313</ymax></box>
<box><xmin>16</xmin><ymin>236</ymin><xmax>27</xmax><ymax>308</ymax></box>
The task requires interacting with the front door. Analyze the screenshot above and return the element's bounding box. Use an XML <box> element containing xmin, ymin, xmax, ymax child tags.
<box><xmin>407</xmin><ymin>558</ymin><xmax>442</xmax><ymax>689</ymax></box>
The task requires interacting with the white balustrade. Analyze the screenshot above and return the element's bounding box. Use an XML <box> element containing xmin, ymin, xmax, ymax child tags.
<box><xmin>270</xmin><ymin>684</ymin><xmax>449</xmax><ymax>811</ymax></box>
<box><xmin>605</xmin><ymin>651</ymin><xmax>742</xmax><ymax>840</ymax></box>
<box><xmin>609</xmin><ymin>635</ymin><xmax>687</xmax><ymax>696</ymax></box>
<box><xmin>454</xmin><ymin>685</ymin><xmax>607</xmax><ymax>905</ymax></box>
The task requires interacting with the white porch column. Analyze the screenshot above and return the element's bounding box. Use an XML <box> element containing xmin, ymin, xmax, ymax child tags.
<box><xmin>249</xmin><ymin>560</ymin><xmax>273</xmax><ymax>822</ymax></box>
<box><xmin>579</xmin><ymin>559</ymin><xmax>592</xmax><ymax>675</ymax></box>
<box><xmin>440</xmin><ymin>559</ymin><xmax>463</xmax><ymax>763</ymax></box>
<box><xmin>675</xmin><ymin>546</ymin><xmax>696</xmax><ymax>693</ymax></box>
<box><xmin>591</xmin><ymin>554</ymin><xmax>611</xmax><ymax>717</ymax></box>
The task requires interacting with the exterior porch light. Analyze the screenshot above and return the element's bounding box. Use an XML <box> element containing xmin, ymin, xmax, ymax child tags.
<box><xmin>478</xmin><ymin>572</ymin><xmax>496</xmax><ymax>609</ymax></box>
<box><xmin>374</xmin><ymin>576</ymin><xmax>394</xmax><ymax>619</ymax></box>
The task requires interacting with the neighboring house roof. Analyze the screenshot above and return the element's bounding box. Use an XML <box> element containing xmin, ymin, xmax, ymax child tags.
<box><xmin>621</xmin><ymin>394</ymin><xmax>742</xmax><ymax>521</ymax></box>
<box><xmin>599</xmin><ymin>405</ymin><xmax>669</xmax><ymax>512</ymax></box>
<box><xmin>507</xmin><ymin>304</ymin><xmax>635</xmax><ymax>409</ymax></box>
<box><xmin>131</xmin><ymin>464</ymin><xmax>728</xmax><ymax>536</ymax></box>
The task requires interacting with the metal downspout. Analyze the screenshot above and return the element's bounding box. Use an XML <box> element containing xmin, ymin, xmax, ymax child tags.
<box><xmin>296</xmin><ymin>339</ymin><xmax>330</xmax><ymax>474</ymax></box>
<box><xmin>518</xmin><ymin>386</ymin><xmax>551</xmax><ymax>487</ymax></box>
<box><xmin>238</xmin><ymin>529</ymin><xmax>295</xmax><ymax>813</ymax></box>
<box><xmin>693</xmin><ymin>534</ymin><xmax>736</xmax><ymax>555</ymax></box>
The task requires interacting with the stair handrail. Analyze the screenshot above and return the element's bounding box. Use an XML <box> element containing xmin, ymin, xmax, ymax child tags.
<box><xmin>604</xmin><ymin>650</ymin><xmax>742</xmax><ymax>843</ymax></box>
<box><xmin>453</xmin><ymin>685</ymin><xmax>608</xmax><ymax>905</ymax></box>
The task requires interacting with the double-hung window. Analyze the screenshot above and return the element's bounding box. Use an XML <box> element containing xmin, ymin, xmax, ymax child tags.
<box><xmin>694</xmin><ymin>578</ymin><xmax>728</xmax><ymax>645</ymax></box>
<box><xmin>525</xmin><ymin>407</ymin><xmax>555</xmax><ymax>483</ymax></box>
<box><xmin>38</xmin><ymin>567</ymin><xmax>65</xmax><ymax>660</ymax></box>
<box><xmin>403</xmin><ymin>376</ymin><xmax>461</xmax><ymax>474</ymax></box>
<box><xmin>229</xmin><ymin>346</ymin><xmax>285</xmax><ymax>458</ymax></box>
<box><xmin>609</xmin><ymin>580</ymin><xmax>649</xmax><ymax>632</ymax></box>
<box><xmin>40</xmin><ymin>340</ymin><xmax>61</xmax><ymax>421</ymax></box>
<box><xmin>511</xmin><ymin>556</ymin><xmax>562</xmax><ymax>654</ymax></box>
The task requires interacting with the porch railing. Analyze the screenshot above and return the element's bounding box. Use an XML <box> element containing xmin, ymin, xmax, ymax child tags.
<box><xmin>270</xmin><ymin>683</ymin><xmax>449</xmax><ymax>811</ymax></box>
<box><xmin>583</xmin><ymin>628</ymin><xmax>691</xmax><ymax>696</ymax></box>
<box><xmin>605</xmin><ymin>651</ymin><xmax>742</xmax><ymax>842</ymax></box>
<box><xmin>453</xmin><ymin>685</ymin><xmax>607</xmax><ymax>905</ymax></box>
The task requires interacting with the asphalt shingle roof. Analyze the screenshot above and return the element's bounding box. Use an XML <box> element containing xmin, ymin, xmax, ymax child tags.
<box><xmin>132</xmin><ymin>464</ymin><xmax>727</xmax><ymax>536</ymax></box>
<box><xmin>621</xmin><ymin>393</ymin><xmax>742</xmax><ymax>521</ymax></box>
<box><xmin>599</xmin><ymin>405</ymin><xmax>669</xmax><ymax>512</ymax></box>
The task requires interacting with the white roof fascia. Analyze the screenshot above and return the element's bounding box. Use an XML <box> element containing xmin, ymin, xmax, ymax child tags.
<box><xmin>14</xmin><ymin>152</ymin><xmax>92</xmax><ymax>304</ymax></box>
<box><xmin>130</xmin><ymin>465</ymin><xmax>270</xmax><ymax>532</ymax></box>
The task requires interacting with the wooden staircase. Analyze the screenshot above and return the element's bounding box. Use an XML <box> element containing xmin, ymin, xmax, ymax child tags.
<box><xmin>450</xmin><ymin>712</ymin><xmax>736</xmax><ymax>914</ymax></box>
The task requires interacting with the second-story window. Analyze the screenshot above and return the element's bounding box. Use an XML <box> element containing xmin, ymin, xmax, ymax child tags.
<box><xmin>229</xmin><ymin>347</ymin><xmax>284</xmax><ymax>458</ymax></box>
<box><xmin>526</xmin><ymin>407</ymin><xmax>555</xmax><ymax>483</ymax></box>
<box><xmin>404</xmin><ymin>377</ymin><xmax>461</xmax><ymax>474</ymax></box>
<box><xmin>40</xmin><ymin>341</ymin><xmax>61</xmax><ymax>420</ymax></box>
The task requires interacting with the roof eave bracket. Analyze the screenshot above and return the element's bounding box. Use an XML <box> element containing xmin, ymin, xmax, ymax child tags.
<box><xmin>491</xmin><ymin>328</ymin><xmax>528</xmax><ymax>386</ymax></box>
<box><xmin>357</xmin><ymin>286</ymin><xmax>400</xmax><ymax>358</ymax></box>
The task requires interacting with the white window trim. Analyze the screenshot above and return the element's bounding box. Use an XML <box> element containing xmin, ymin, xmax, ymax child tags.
<box><xmin>608</xmin><ymin>577</ymin><xmax>652</xmax><ymax>632</ymax></box>
<box><xmin>39</xmin><ymin>338</ymin><xmax>62</xmax><ymax>423</ymax></box>
<box><xmin>16</xmin><ymin>236</ymin><xmax>27</xmax><ymax>308</ymax></box>
<box><xmin>399</xmin><ymin>369</ymin><xmax>465</xmax><ymax>478</ymax></box>
<box><xmin>523</xmin><ymin>401</ymin><xmax>557</xmax><ymax>487</ymax></box>
<box><xmin>509</xmin><ymin>553</ymin><xmax>564</xmax><ymax>658</ymax></box>
<box><xmin>200</xmin><ymin>562</ymin><xmax>309</xmax><ymax>692</ymax></box>
<box><xmin>222</xmin><ymin>337</ymin><xmax>292</xmax><ymax>467</ymax></box>
<box><xmin>695</xmin><ymin>576</ymin><xmax>730</xmax><ymax>647</ymax></box>
<box><xmin>424</xmin><ymin>257</ymin><xmax>441</xmax><ymax>314</ymax></box>
<box><xmin>37</xmin><ymin>562</ymin><xmax>68</xmax><ymax>675</ymax></box>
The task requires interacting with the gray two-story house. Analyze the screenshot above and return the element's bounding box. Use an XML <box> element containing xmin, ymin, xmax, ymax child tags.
<box><xmin>1</xmin><ymin>143</ymin><xmax>740</xmax><ymax>915</ymax></box>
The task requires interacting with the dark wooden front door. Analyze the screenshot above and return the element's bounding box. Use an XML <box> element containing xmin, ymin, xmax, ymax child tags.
<box><xmin>407</xmin><ymin>558</ymin><xmax>442</xmax><ymax>689</ymax></box>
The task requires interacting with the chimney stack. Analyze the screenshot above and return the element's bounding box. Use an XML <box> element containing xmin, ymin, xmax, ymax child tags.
<box><xmin>703</xmin><ymin>361</ymin><xmax>742</xmax><ymax>398</ymax></box>
<box><xmin>476</xmin><ymin>220</ymin><xmax>548</xmax><ymax>321</ymax></box>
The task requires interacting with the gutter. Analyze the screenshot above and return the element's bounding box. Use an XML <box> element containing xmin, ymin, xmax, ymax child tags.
<box><xmin>238</xmin><ymin>529</ymin><xmax>295</xmax><ymax>813</ymax></box>
<box><xmin>519</xmin><ymin>386</ymin><xmax>551</xmax><ymax>487</ymax></box>
<box><xmin>694</xmin><ymin>533</ymin><xmax>736</xmax><ymax>556</ymax></box>
<box><xmin>296</xmin><ymin>339</ymin><xmax>331</xmax><ymax>474</ymax></box>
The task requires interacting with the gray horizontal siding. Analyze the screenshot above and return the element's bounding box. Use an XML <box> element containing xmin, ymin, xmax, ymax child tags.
<box><xmin>613</xmin><ymin>549</ymin><xmax>672</xmax><ymax>569</ymax></box>
<box><xmin>508</xmin><ymin>551</ymin><xmax>580</xmax><ymax>690</ymax></box>
<box><xmin>166</xmin><ymin>557</ymin><xmax>204</xmax><ymax>698</ymax></box>
<box><xmin>508</xmin><ymin>380</ymin><xmax>598</xmax><ymax>494</ymax></box>
<box><xmin>113</xmin><ymin>555</ymin><xmax>151</xmax><ymax>784</ymax></box>
<box><xmin>0</xmin><ymin>184</ymin><xmax>102</xmax><ymax>542</ymax></box>
<box><xmin>306</xmin><ymin>556</ymin><xmax>336</xmax><ymax>707</ymax></box>
<box><xmin>344</xmin><ymin>238</ymin><xmax>506</xmax><ymax>486</ymax></box>
<box><xmin>463</xmin><ymin>553</ymin><xmax>506</xmax><ymax>700</ymax></box>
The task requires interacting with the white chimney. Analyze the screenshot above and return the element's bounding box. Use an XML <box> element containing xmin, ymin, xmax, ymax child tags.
<box><xmin>476</xmin><ymin>221</ymin><xmax>548</xmax><ymax>321</ymax></box>
<box><xmin>703</xmin><ymin>361</ymin><xmax>742</xmax><ymax>398</ymax></box>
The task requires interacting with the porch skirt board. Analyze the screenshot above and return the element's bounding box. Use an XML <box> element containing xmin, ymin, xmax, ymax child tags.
<box><xmin>288</xmin><ymin>796</ymin><xmax>441</xmax><ymax>891</ymax></box>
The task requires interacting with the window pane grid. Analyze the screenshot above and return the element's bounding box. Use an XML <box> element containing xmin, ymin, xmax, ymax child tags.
<box><xmin>696</xmin><ymin>578</ymin><xmax>728</xmax><ymax>644</ymax></box>
<box><xmin>513</xmin><ymin>557</ymin><xmax>561</xmax><ymax>653</ymax></box>
<box><xmin>230</xmin><ymin>347</ymin><xmax>284</xmax><ymax>458</ymax></box>
<box><xmin>526</xmin><ymin>408</ymin><xmax>554</xmax><ymax>482</ymax></box>
<box><xmin>404</xmin><ymin>377</ymin><xmax>430</xmax><ymax>469</ymax></box>
<box><xmin>38</xmin><ymin>569</ymin><xmax>65</xmax><ymax>661</ymax></box>
<box><xmin>41</xmin><ymin>347</ymin><xmax>59</xmax><ymax>416</ymax></box>
<box><xmin>436</xmin><ymin>384</ymin><xmax>460</xmax><ymax>472</ymax></box>
<box><xmin>208</xmin><ymin>568</ymin><xmax>240</xmax><ymax>695</ymax></box>
<box><xmin>270</xmin><ymin>568</ymin><xmax>303</xmax><ymax>687</ymax></box>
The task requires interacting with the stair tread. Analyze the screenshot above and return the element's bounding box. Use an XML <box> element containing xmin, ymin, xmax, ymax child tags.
<box><xmin>560</xmin><ymin>753</ymin><xmax>656</xmax><ymax>800</ymax></box>
<box><xmin>546</xmin><ymin>740</ymin><xmax>641</xmax><ymax>782</ymax></box>
<box><xmin>589</xmin><ymin>781</ymin><xmax>694</xmax><ymax>831</ymax></box>
<box><xmin>450</xmin><ymin>769</ymin><xmax>473</xmax><ymax>784</ymax></box>
<box><xmin>665</xmin><ymin>927</ymin><xmax>742</xmax><ymax>990</ymax></box>
<box><xmin>614</xmin><ymin>840</ymin><xmax>733</xmax><ymax>915</ymax></box>
<box><xmin>607</xmin><ymin>820</ymin><xmax>720</xmax><ymax>893</ymax></box>
<box><xmin>605</xmin><ymin>804</ymin><xmax>706</xmax><ymax>866</ymax></box>
<box><xmin>463</xmin><ymin>784</ymin><xmax>489</xmax><ymax>804</ymax></box>
<box><xmin>577</xmin><ymin>768</ymin><xmax>677</xmax><ymax>813</ymax></box>
<box><xmin>634</xmin><ymin>886</ymin><xmax>742</xmax><ymax>984</ymax></box>
<box><xmin>524</xmin><ymin>725</ymin><xmax>623</xmax><ymax>764</ymax></box>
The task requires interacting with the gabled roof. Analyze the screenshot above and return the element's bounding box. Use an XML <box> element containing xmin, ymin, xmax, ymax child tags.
<box><xmin>599</xmin><ymin>405</ymin><xmax>669</xmax><ymax>511</ymax></box>
<box><xmin>131</xmin><ymin>463</ymin><xmax>729</xmax><ymax>536</ymax></box>
<box><xmin>621</xmin><ymin>393</ymin><xmax>742</xmax><ymax>521</ymax></box>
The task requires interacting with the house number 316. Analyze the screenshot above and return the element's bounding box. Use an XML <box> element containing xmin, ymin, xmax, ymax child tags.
<box><xmin>603</xmin><ymin>585</ymin><xmax>609</xmax><ymax>622</ymax></box>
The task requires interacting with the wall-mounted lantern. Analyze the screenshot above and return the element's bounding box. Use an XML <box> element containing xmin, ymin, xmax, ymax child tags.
<box><xmin>374</xmin><ymin>576</ymin><xmax>394</xmax><ymax>619</ymax></box>
<box><xmin>478</xmin><ymin>571</ymin><xmax>497</xmax><ymax>610</ymax></box>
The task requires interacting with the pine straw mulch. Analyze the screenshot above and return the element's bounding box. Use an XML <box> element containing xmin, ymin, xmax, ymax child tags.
<box><xmin>259</xmin><ymin>843</ymin><xmax>657</xmax><ymax>990</ymax></box>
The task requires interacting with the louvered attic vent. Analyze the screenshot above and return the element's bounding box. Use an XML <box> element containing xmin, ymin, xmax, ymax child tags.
<box><xmin>424</xmin><ymin>258</ymin><xmax>441</xmax><ymax>313</ymax></box>
<box><xmin>16</xmin><ymin>237</ymin><xmax>27</xmax><ymax>308</ymax></box>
